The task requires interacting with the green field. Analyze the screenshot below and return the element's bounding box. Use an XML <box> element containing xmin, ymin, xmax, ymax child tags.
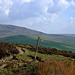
<box><xmin>0</xmin><ymin>35</ymin><xmax>75</xmax><ymax>52</ymax></box>
<box><xmin>19</xmin><ymin>48</ymin><xmax>69</xmax><ymax>60</ymax></box>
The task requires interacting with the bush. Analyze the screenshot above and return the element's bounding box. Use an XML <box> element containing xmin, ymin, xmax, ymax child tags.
<box><xmin>0</xmin><ymin>42</ymin><xmax>19</xmax><ymax>59</ymax></box>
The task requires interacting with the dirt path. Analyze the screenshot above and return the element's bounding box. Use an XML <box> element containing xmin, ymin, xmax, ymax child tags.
<box><xmin>0</xmin><ymin>47</ymin><xmax>24</xmax><ymax>69</ymax></box>
<box><xmin>0</xmin><ymin>64</ymin><xmax>7</xmax><ymax>69</ymax></box>
<box><xmin>18</xmin><ymin>47</ymin><xmax>24</xmax><ymax>54</ymax></box>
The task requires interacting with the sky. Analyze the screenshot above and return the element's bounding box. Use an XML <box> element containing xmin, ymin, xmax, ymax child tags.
<box><xmin>0</xmin><ymin>0</ymin><xmax>75</xmax><ymax>34</ymax></box>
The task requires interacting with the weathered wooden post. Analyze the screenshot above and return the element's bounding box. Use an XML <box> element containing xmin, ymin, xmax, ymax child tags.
<box><xmin>35</xmin><ymin>37</ymin><xmax>40</xmax><ymax>61</ymax></box>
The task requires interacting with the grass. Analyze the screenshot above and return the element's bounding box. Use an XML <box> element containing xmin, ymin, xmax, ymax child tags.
<box><xmin>18</xmin><ymin>48</ymin><xmax>70</xmax><ymax>60</ymax></box>
<box><xmin>35</xmin><ymin>60</ymin><xmax>75</xmax><ymax>75</ymax></box>
<box><xmin>19</xmin><ymin>48</ymin><xmax>75</xmax><ymax>75</ymax></box>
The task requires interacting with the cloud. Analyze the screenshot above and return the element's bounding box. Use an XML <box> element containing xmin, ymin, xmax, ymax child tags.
<box><xmin>0</xmin><ymin>0</ymin><xmax>13</xmax><ymax>16</ymax></box>
<box><xmin>8</xmin><ymin>0</ymin><xmax>55</xmax><ymax>19</ymax></box>
<box><xmin>50</xmin><ymin>14</ymin><xmax>57</xmax><ymax>22</ymax></box>
<box><xmin>0</xmin><ymin>0</ymin><xmax>72</xmax><ymax>21</ymax></box>
<box><xmin>0</xmin><ymin>0</ymin><xmax>74</xmax><ymax>20</ymax></box>
<box><xmin>70</xmin><ymin>17</ymin><xmax>75</xmax><ymax>24</ymax></box>
<box><xmin>70</xmin><ymin>0</ymin><xmax>75</xmax><ymax>6</ymax></box>
<box><xmin>48</xmin><ymin>0</ymin><xmax>69</xmax><ymax>14</ymax></box>
<box><xmin>21</xmin><ymin>0</ymin><xmax>33</xmax><ymax>3</ymax></box>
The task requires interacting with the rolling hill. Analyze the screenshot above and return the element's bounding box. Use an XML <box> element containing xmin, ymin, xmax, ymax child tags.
<box><xmin>0</xmin><ymin>24</ymin><xmax>75</xmax><ymax>52</ymax></box>
<box><xmin>0</xmin><ymin>24</ymin><xmax>44</xmax><ymax>36</ymax></box>
<box><xmin>0</xmin><ymin>24</ymin><xmax>75</xmax><ymax>44</ymax></box>
<box><xmin>0</xmin><ymin>35</ymin><xmax>75</xmax><ymax>52</ymax></box>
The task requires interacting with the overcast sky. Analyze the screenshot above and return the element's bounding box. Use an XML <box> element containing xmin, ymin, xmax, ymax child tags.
<box><xmin>0</xmin><ymin>0</ymin><xmax>75</xmax><ymax>34</ymax></box>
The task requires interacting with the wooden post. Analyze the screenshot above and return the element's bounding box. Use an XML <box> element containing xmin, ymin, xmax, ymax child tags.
<box><xmin>35</xmin><ymin>37</ymin><xmax>40</xmax><ymax>61</ymax></box>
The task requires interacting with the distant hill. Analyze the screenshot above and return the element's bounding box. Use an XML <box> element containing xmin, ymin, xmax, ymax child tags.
<box><xmin>62</xmin><ymin>34</ymin><xmax>75</xmax><ymax>37</ymax></box>
<box><xmin>40</xmin><ymin>34</ymin><xmax>75</xmax><ymax>44</ymax></box>
<box><xmin>0</xmin><ymin>24</ymin><xmax>44</xmax><ymax>36</ymax></box>
<box><xmin>0</xmin><ymin>24</ymin><xmax>75</xmax><ymax>44</ymax></box>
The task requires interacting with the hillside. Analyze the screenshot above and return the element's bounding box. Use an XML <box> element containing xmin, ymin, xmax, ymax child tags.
<box><xmin>0</xmin><ymin>35</ymin><xmax>75</xmax><ymax>52</ymax></box>
<box><xmin>39</xmin><ymin>34</ymin><xmax>75</xmax><ymax>44</ymax></box>
<box><xmin>0</xmin><ymin>24</ymin><xmax>75</xmax><ymax>53</ymax></box>
<box><xmin>0</xmin><ymin>24</ymin><xmax>75</xmax><ymax>44</ymax></box>
<box><xmin>0</xmin><ymin>43</ymin><xmax>75</xmax><ymax>75</ymax></box>
<box><xmin>0</xmin><ymin>24</ymin><xmax>44</xmax><ymax>36</ymax></box>
<box><xmin>63</xmin><ymin>34</ymin><xmax>75</xmax><ymax>37</ymax></box>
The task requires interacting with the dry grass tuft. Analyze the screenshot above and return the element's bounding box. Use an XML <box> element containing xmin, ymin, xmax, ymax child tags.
<box><xmin>36</xmin><ymin>60</ymin><xmax>75</xmax><ymax>75</ymax></box>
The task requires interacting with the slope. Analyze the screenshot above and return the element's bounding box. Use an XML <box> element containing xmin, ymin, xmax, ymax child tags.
<box><xmin>0</xmin><ymin>24</ymin><xmax>44</xmax><ymax>36</ymax></box>
<box><xmin>0</xmin><ymin>35</ymin><xmax>75</xmax><ymax>52</ymax></box>
<box><xmin>0</xmin><ymin>24</ymin><xmax>75</xmax><ymax>44</ymax></box>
